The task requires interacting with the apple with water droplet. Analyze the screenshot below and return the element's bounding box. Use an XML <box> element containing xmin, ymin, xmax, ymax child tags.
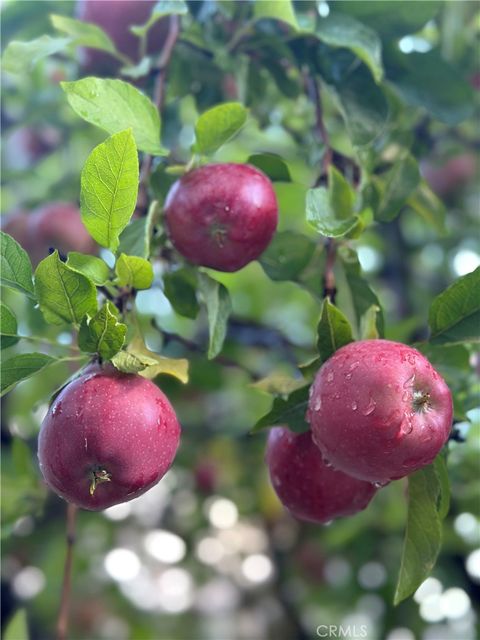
<box><xmin>164</xmin><ymin>163</ymin><xmax>278</xmax><ymax>272</ymax></box>
<box><xmin>38</xmin><ymin>364</ymin><xmax>181</xmax><ymax>510</ymax></box>
<box><xmin>307</xmin><ymin>340</ymin><xmax>453</xmax><ymax>484</ymax></box>
<box><xmin>265</xmin><ymin>427</ymin><xmax>377</xmax><ymax>523</ymax></box>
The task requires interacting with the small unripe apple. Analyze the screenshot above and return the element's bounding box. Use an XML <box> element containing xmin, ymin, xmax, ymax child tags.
<box><xmin>38</xmin><ymin>365</ymin><xmax>181</xmax><ymax>510</ymax></box>
<box><xmin>164</xmin><ymin>164</ymin><xmax>278</xmax><ymax>272</ymax></box>
<box><xmin>76</xmin><ymin>0</ymin><xmax>168</xmax><ymax>74</ymax></box>
<box><xmin>265</xmin><ymin>427</ymin><xmax>377</xmax><ymax>523</ymax></box>
<box><xmin>307</xmin><ymin>340</ymin><xmax>453</xmax><ymax>484</ymax></box>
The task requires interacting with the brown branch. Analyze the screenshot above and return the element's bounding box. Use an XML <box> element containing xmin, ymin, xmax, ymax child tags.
<box><xmin>56</xmin><ymin>503</ymin><xmax>78</xmax><ymax>640</ymax></box>
<box><xmin>323</xmin><ymin>238</ymin><xmax>337</xmax><ymax>303</ymax></box>
<box><xmin>136</xmin><ymin>15</ymin><xmax>181</xmax><ymax>216</ymax></box>
<box><xmin>156</xmin><ymin>324</ymin><xmax>262</xmax><ymax>381</ymax></box>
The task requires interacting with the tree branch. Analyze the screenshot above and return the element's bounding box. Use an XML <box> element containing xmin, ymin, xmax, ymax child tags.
<box><xmin>56</xmin><ymin>503</ymin><xmax>78</xmax><ymax>640</ymax></box>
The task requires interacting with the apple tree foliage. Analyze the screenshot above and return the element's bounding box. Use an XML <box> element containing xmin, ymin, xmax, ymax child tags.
<box><xmin>1</xmin><ymin>1</ymin><xmax>479</xmax><ymax>639</ymax></box>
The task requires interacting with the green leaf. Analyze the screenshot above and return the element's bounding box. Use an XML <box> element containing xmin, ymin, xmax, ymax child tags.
<box><xmin>329</xmin><ymin>165</ymin><xmax>356</xmax><ymax>219</ymax></box>
<box><xmin>61</xmin><ymin>78</ymin><xmax>167</xmax><ymax>155</ymax></box>
<box><xmin>80</xmin><ymin>130</ymin><xmax>139</xmax><ymax>252</ymax></box>
<box><xmin>198</xmin><ymin>272</ymin><xmax>232</xmax><ymax>359</ymax></box>
<box><xmin>131</xmin><ymin>0</ymin><xmax>188</xmax><ymax>37</ymax></box>
<box><xmin>34</xmin><ymin>251</ymin><xmax>98</xmax><ymax>326</ymax></box>
<box><xmin>1</xmin><ymin>353</ymin><xmax>57</xmax><ymax>396</ymax></box>
<box><xmin>429</xmin><ymin>268</ymin><xmax>480</xmax><ymax>345</ymax></box>
<box><xmin>2</xmin><ymin>438</ymin><xmax>47</xmax><ymax>537</ymax></box>
<box><xmin>193</xmin><ymin>102</ymin><xmax>248</xmax><ymax>155</ymax></box>
<box><xmin>247</xmin><ymin>153</ymin><xmax>291</xmax><ymax>182</ymax></box>
<box><xmin>163</xmin><ymin>268</ymin><xmax>199</xmax><ymax>319</ymax></box>
<box><xmin>118</xmin><ymin>200</ymin><xmax>159</xmax><ymax>259</ymax></box>
<box><xmin>360</xmin><ymin>305</ymin><xmax>381</xmax><ymax>340</ymax></box>
<box><xmin>337</xmin><ymin>246</ymin><xmax>385</xmax><ymax>337</ymax></box>
<box><xmin>0</xmin><ymin>232</ymin><xmax>35</xmax><ymax>299</ymax></box>
<box><xmin>111</xmin><ymin>351</ymin><xmax>151</xmax><ymax>373</ymax></box>
<box><xmin>111</xmin><ymin>340</ymin><xmax>189</xmax><ymax>383</ymax></box>
<box><xmin>66</xmin><ymin>253</ymin><xmax>110</xmax><ymax>285</ymax></box>
<box><xmin>407</xmin><ymin>179</ymin><xmax>446</xmax><ymax>235</ymax></box>
<box><xmin>316</xmin><ymin>14</ymin><xmax>383</xmax><ymax>83</ymax></box>
<box><xmin>433</xmin><ymin>454</ymin><xmax>450</xmax><ymax>521</ymax></box>
<box><xmin>127</xmin><ymin>336</ymin><xmax>189</xmax><ymax>383</ymax></box>
<box><xmin>388</xmin><ymin>50</ymin><xmax>474</xmax><ymax>125</ymax></box>
<box><xmin>0</xmin><ymin>303</ymin><xmax>19</xmax><ymax>350</ymax></box>
<box><xmin>251</xmin><ymin>373</ymin><xmax>306</xmax><ymax>397</ymax></box>
<box><xmin>1</xmin><ymin>35</ymin><xmax>71</xmax><ymax>75</ymax></box>
<box><xmin>115</xmin><ymin>254</ymin><xmax>154</xmax><ymax>289</ymax></box>
<box><xmin>306</xmin><ymin>187</ymin><xmax>359</xmax><ymax>238</ymax></box>
<box><xmin>51</xmin><ymin>14</ymin><xmax>117</xmax><ymax>54</ymax></box>
<box><xmin>3</xmin><ymin>609</ymin><xmax>29</xmax><ymax>640</ymax></box>
<box><xmin>78</xmin><ymin>302</ymin><xmax>126</xmax><ymax>360</ymax></box>
<box><xmin>259</xmin><ymin>232</ymin><xmax>316</xmax><ymax>282</ymax></box>
<box><xmin>376</xmin><ymin>155</ymin><xmax>421</xmax><ymax>222</ymax></box>
<box><xmin>254</xmin><ymin>0</ymin><xmax>298</xmax><ymax>30</ymax></box>
<box><xmin>334</xmin><ymin>1</ymin><xmax>441</xmax><ymax>38</ymax></box>
<box><xmin>394</xmin><ymin>464</ymin><xmax>444</xmax><ymax>605</ymax></box>
<box><xmin>335</xmin><ymin>64</ymin><xmax>389</xmax><ymax>146</ymax></box>
<box><xmin>252</xmin><ymin>385</ymin><xmax>310</xmax><ymax>433</ymax></box>
<box><xmin>317</xmin><ymin>298</ymin><xmax>354</xmax><ymax>362</ymax></box>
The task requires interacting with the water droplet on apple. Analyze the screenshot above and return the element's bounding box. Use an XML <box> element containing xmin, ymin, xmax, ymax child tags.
<box><xmin>373</xmin><ymin>481</ymin><xmax>388</xmax><ymax>488</ymax></box>
<box><xmin>52</xmin><ymin>402</ymin><xmax>62</xmax><ymax>416</ymax></box>
<box><xmin>313</xmin><ymin>398</ymin><xmax>322</xmax><ymax>411</ymax></box>
<box><xmin>362</xmin><ymin>397</ymin><xmax>376</xmax><ymax>416</ymax></box>
<box><xmin>327</xmin><ymin>372</ymin><xmax>334</xmax><ymax>382</ymax></box>
<box><xmin>345</xmin><ymin>373</ymin><xmax>352</xmax><ymax>380</ymax></box>
<box><xmin>351</xmin><ymin>401</ymin><xmax>358</xmax><ymax>411</ymax></box>
<box><xmin>400</xmin><ymin>413</ymin><xmax>414</xmax><ymax>435</ymax></box>
<box><xmin>402</xmin><ymin>391</ymin><xmax>410</xmax><ymax>402</ymax></box>
<box><xmin>403</xmin><ymin>373</ymin><xmax>416</xmax><ymax>389</ymax></box>
<box><xmin>349</xmin><ymin>361</ymin><xmax>360</xmax><ymax>372</ymax></box>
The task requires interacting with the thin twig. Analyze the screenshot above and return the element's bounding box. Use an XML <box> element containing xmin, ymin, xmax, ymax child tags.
<box><xmin>136</xmin><ymin>15</ymin><xmax>181</xmax><ymax>216</ymax></box>
<box><xmin>157</xmin><ymin>325</ymin><xmax>262</xmax><ymax>381</ymax></box>
<box><xmin>323</xmin><ymin>238</ymin><xmax>337</xmax><ymax>303</ymax></box>
<box><xmin>56</xmin><ymin>503</ymin><xmax>78</xmax><ymax>640</ymax></box>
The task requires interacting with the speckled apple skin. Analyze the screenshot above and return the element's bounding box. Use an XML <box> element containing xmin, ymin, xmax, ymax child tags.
<box><xmin>164</xmin><ymin>164</ymin><xmax>278</xmax><ymax>272</ymax></box>
<box><xmin>38</xmin><ymin>367</ymin><xmax>181</xmax><ymax>511</ymax></box>
<box><xmin>266</xmin><ymin>427</ymin><xmax>377</xmax><ymax>524</ymax></box>
<box><xmin>307</xmin><ymin>340</ymin><xmax>453</xmax><ymax>484</ymax></box>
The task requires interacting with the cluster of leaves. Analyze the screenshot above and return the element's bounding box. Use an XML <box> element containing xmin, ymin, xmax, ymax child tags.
<box><xmin>1</xmin><ymin>0</ymin><xmax>478</xmax><ymax>628</ymax></box>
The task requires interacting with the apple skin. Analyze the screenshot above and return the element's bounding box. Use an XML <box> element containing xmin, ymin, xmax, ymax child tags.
<box><xmin>265</xmin><ymin>427</ymin><xmax>377</xmax><ymax>524</ymax></box>
<box><xmin>76</xmin><ymin>0</ymin><xmax>168</xmax><ymax>74</ymax></box>
<box><xmin>164</xmin><ymin>164</ymin><xmax>278</xmax><ymax>272</ymax></box>
<box><xmin>307</xmin><ymin>340</ymin><xmax>453</xmax><ymax>484</ymax></box>
<box><xmin>421</xmin><ymin>153</ymin><xmax>477</xmax><ymax>198</ymax></box>
<box><xmin>1</xmin><ymin>202</ymin><xmax>96</xmax><ymax>267</ymax></box>
<box><xmin>38</xmin><ymin>365</ymin><xmax>181</xmax><ymax>511</ymax></box>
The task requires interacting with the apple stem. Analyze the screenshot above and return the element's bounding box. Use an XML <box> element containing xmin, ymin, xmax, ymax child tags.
<box><xmin>56</xmin><ymin>502</ymin><xmax>78</xmax><ymax>640</ymax></box>
<box><xmin>89</xmin><ymin>468</ymin><xmax>112</xmax><ymax>496</ymax></box>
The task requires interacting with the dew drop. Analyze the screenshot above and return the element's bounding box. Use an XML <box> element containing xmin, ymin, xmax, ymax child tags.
<box><xmin>351</xmin><ymin>401</ymin><xmax>358</xmax><ymax>411</ymax></box>
<box><xmin>313</xmin><ymin>398</ymin><xmax>322</xmax><ymax>411</ymax></box>
<box><xmin>323</xmin><ymin>459</ymin><xmax>333</xmax><ymax>468</ymax></box>
<box><xmin>349</xmin><ymin>361</ymin><xmax>360</xmax><ymax>372</ymax></box>
<box><xmin>327</xmin><ymin>372</ymin><xmax>334</xmax><ymax>383</ymax></box>
<box><xmin>52</xmin><ymin>402</ymin><xmax>62</xmax><ymax>416</ymax></box>
<box><xmin>362</xmin><ymin>397</ymin><xmax>376</xmax><ymax>416</ymax></box>
<box><xmin>345</xmin><ymin>373</ymin><xmax>352</xmax><ymax>380</ymax></box>
<box><xmin>400</xmin><ymin>413</ymin><xmax>414</xmax><ymax>435</ymax></box>
<box><xmin>374</xmin><ymin>481</ymin><xmax>388</xmax><ymax>489</ymax></box>
<box><xmin>403</xmin><ymin>373</ymin><xmax>416</xmax><ymax>389</ymax></box>
<box><xmin>402</xmin><ymin>391</ymin><xmax>410</xmax><ymax>402</ymax></box>
<box><xmin>407</xmin><ymin>354</ymin><xmax>416</xmax><ymax>365</ymax></box>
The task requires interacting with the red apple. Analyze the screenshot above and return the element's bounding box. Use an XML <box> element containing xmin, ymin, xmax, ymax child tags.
<box><xmin>164</xmin><ymin>164</ymin><xmax>278</xmax><ymax>272</ymax></box>
<box><xmin>265</xmin><ymin>427</ymin><xmax>377</xmax><ymax>523</ymax></box>
<box><xmin>421</xmin><ymin>153</ymin><xmax>477</xmax><ymax>198</ymax></box>
<box><xmin>307</xmin><ymin>340</ymin><xmax>453</xmax><ymax>484</ymax></box>
<box><xmin>76</xmin><ymin>0</ymin><xmax>168</xmax><ymax>74</ymax></box>
<box><xmin>2</xmin><ymin>202</ymin><xmax>97</xmax><ymax>266</ymax></box>
<box><xmin>38</xmin><ymin>364</ymin><xmax>181</xmax><ymax>510</ymax></box>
